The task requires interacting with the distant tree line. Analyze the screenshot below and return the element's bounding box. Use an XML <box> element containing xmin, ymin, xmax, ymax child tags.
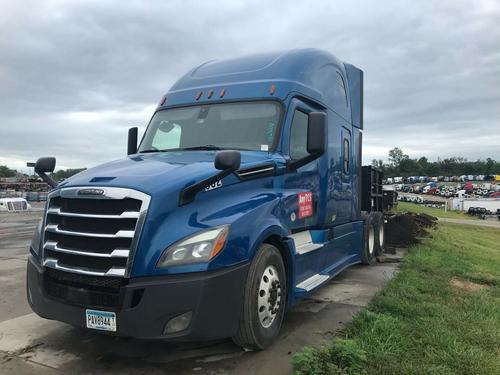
<box><xmin>372</xmin><ymin>148</ymin><xmax>500</xmax><ymax>178</ymax></box>
<box><xmin>54</xmin><ymin>168</ymin><xmax>86</xmax><ymax>180</ymax></box>
<box><xmin>0</xmin><ymin>165</ymin><xmax>16</xmax><ymax>178</ymax></box>
<box><xmin>0</xmin><ymin>165</ymin><xmax>86</xmax><ymax>180</ymax></box>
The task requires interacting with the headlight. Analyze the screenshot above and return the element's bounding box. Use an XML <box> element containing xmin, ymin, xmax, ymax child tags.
<box><xmin>30</xmin><ymin>219</ymin><xmax>43</xmax><ymax>255</ymax></box>
<box><xmin>156</xmin><ymin>225</ymin><xmax>230</xmax><ymax>268</ymax></box>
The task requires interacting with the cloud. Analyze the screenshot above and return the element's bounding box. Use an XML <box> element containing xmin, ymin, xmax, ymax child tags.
<box><xmin>1</xmin><ymin>0</ymin><xmax>500</xmax><ymax>171</ymax></box>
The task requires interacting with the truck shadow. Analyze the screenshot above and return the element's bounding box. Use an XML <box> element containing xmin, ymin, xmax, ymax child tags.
<box><xmin>27</xmin><ymin>298</ymin><xmax>350</xmax><ymax>374</ymax></box>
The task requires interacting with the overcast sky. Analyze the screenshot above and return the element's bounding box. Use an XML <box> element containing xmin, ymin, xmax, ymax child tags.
<box><xmin>1</xmin><ymin>0</ymin><xmax>499</xmax><ymax>171</ymax></box>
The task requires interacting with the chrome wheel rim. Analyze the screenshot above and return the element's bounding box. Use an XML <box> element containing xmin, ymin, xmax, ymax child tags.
<box><xmin>368</xmin><ymin>225</ymin><xmax>375</xmax><ymax>255</ymax></box>
<box><xmin>257</xmin><ymin>265</ymin><xmax>281</xmax><ymax>328</ymax></box>
<box><xmin>379</xmin><ymin>224</ymin><xmax>384</xmax><ymax>247</ymax></box>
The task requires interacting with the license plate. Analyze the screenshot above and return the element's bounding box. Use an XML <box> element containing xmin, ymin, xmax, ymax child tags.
<box><xmin>86</xmin><ymin>309</ymin><xmax>117</xmax><ymax>332</ymax></box>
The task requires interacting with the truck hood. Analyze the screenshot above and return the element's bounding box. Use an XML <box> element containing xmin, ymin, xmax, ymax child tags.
<box><xmin>51</xmin><ymin>150</ymin><xmax>286</xmax><ymax>277</ymax></box>
<box><xmin>58</xmin><ymin>150</ymin><xmax>280</xmax><ymax>196</ymax></box>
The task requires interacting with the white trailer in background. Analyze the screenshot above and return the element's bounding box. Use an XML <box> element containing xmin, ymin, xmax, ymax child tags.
<box><xmin>452</xmin><ymin>197</ymin><xmax>500</xmax><ymax>213</ymax></box>
<box><xmin>0</xmin><ymin>198</ymin><xmax>31</xmax><ymax>212</ymax></box>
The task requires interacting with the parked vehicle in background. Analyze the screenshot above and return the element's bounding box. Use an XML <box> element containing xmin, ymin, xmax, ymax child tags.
<box><xmin>0</xmin><ymin>198</ymin><xmax>31</xmax><ymax>212</ymax></box>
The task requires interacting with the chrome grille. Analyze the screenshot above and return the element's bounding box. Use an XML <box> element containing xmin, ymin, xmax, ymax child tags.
<box><xmin>42</xmin><ymin>187</ymin><xmax>150</xmax><ymax>278</ymax></box>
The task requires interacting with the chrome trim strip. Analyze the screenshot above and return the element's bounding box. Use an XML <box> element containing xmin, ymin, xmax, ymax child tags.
<box><xmin>125</xmin><ymin>207</ymin><xmax>148</xmax><ymax>277</ymax></box>
<box><xmin>43</xmin><ymin>258</ymin><xmax>126</xmax><ymax>277</ymax></box>
<box><xmin>44</xmin><ymin>241</ymin><xmax>129</xmax><ymax>258</ymax></box>
<box><xmin>57</xmin><ymin>187</ymin><xmax>149</xmax><ymax>201</ymax></box>
<box><xmin>45</xmin><ymin>224</ymin><xmax>135</xmax><ymax>239</ymax></box>
<box><xmin>295</xmin><ymin>242</ymin><xmax>323</xmax><ymax>255</ymax></box>
<box><xmin>237</xmin><ymin>166</ymin><xmax>275</xmax><ymax>177</ymax></box>
<box><xmin>47</xmin><ymin>207</ymin><xmax>139</xmax><ymax>219</ymax></box>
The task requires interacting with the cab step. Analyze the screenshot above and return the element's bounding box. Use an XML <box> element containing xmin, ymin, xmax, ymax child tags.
<box><xmin>295</xmin><ymin>273</ymin><xmax>329</xmax><ymax>292</ymax></box>
<box><xmin>290</xmin><ymin>230</ymin><xmax>325</xmax><ymax>255</ymax></box>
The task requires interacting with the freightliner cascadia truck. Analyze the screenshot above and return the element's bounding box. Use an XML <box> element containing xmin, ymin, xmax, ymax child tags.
<box><xmin>27</xmin><ymin>49</ymin><xmax>386</xmax><ymax>349</ymax></box>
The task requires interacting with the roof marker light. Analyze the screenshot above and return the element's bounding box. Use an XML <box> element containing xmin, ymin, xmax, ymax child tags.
<box><xmin>159</xmin><ymin>95</ymin><xmax>167</xmax><ymax>106</ymax></box>
<box><xmin>270</xmin><ymin>84</ymin><xmax>276</xmax><ymax>95</ymax></box>
<box><xmin>195</xmin><ymin>91</ymin><xmax>203</xmax><ymax>100</ymax></box>
<box><xmin>219</xmin><ymin>88</ymin><xmax>226</xmax><ymax>98</ymax></box>
<box><xmin>207</xmin><ymin>90</ymin><xmax>214</xmax><ymax>99</ymax></box>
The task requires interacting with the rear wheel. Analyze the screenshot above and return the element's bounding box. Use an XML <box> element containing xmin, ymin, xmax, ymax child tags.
<box><xmin>372</xmin><ymin>212</ymin><xmax>385</xmax><ymax>255</ymax></box>
<box><xmin>361</xmin><ymin>215</ymin><xmax>376</xmax><ymax>264</ymax></box>
<box><xmin>233</xmin><ymin>244</ymin><xmax>286</xmax><ymax>350</ymax></box>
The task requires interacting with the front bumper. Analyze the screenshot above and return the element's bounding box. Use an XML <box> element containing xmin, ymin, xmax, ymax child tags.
<box><xmin>27</xmin><ymin>255</ymin><xmax>249</xmax><ymax>340</ymax></box>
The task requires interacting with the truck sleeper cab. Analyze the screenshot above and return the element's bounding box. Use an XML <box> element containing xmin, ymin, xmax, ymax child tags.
<box><xmin>27</xmin><ymin>49</ymin><xmax>385</xmax><ymax>349</ymax></box>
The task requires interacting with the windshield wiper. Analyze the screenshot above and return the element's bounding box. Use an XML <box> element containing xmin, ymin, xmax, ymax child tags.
<box><xmin>139</xmin><ymin>145</ymin><xmax>251</xmax><ymax>153</ymax></box>
<box><xmin>180</xmin><ymin>145</ymin><xmax>224</xmax><ymax>151</ymax></box>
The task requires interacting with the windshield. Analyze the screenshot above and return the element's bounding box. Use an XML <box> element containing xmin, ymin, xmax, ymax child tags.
<box><xmin>138</xmin><ymin>101</ymin><xmax>281</xmax><ymax>153</ymax></box>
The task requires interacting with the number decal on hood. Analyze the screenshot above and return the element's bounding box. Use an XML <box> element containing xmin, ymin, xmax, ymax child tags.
<box><xmin>205</xmin><ymin>180</ymin><xmax>223</xmax><ymax>192</ymax></box>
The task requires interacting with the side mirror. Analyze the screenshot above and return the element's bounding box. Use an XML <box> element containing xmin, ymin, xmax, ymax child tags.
<box><xmin>215</xmin><ymin>150</ymin><xmax>241</xmax><ymax>171</ymax></box>
<box><xmin>307</xmin><ymin>112</ymin><xmax>327</xmax><ymax>154</ymax></box>
<box><xmin>34</xmin><ymin>157</ymin><xmax>56</xmax><ymax>174</ymax></box>
<box><xmin>128</xmin><ymin>127</ymin><xmax>138</xmax><ymax>155</ymax></box>
<box><xmin>35</xmin><ymin>157</ymin><xmax>57</xmax><ymax>188</ymax></box>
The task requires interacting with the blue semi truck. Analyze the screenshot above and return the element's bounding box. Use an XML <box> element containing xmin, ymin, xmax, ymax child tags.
<box><xmin>27</xmin><ymin>49</ymin><xmax>386</xmax><ymax>349</ymax></box>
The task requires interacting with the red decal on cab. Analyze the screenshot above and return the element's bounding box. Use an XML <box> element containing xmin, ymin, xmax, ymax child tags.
<box><xmin>298</xmin><ymin>192</ymin><xmax>313</xmax><ymax>219</ymax></box>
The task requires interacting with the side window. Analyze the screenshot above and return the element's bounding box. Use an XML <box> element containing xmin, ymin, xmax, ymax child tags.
<box><xmin>343</xmin><ymin>138</ymin><xmax>350</xmax><ymax>174</ymax></box>
<box><xmin>289</xmin><ymin>110</ymin><xmax>309</xmax><ymax>160</ymax></box>
<box><xmin>336</xmin><ymin>72</ymin><xmax>348</xmax><ymax>107</ymax></box>
<box><xmin>152</xmin><ymin>121</ymin><xmax>181</xmax><ymax>150</ymax></box>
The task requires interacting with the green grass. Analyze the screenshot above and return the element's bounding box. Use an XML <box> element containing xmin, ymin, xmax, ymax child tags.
<box><xmin>293</xmin><ymin>223</ymin><xmax>500</xmax><ymax>375</ymax></box>
<box><xmin>396</xmin><ymin>201</ymin><xmax>474</xmax><ymax>219</ymax></box>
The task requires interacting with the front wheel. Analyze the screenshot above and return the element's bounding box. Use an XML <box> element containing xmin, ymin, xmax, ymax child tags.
<box><xmin>233</xmin><ymin>244</ymin><xmax>286</xmax><ymax>350</ymax></box>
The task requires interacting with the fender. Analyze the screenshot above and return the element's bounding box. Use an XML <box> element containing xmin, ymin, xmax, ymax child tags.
<box><xmin>134</xmin><ymin>181</ymin><xmax>285</xmax><ymax>276</ymax></box>
<box><xmin>248</xmin><ymin>223</ymin><xmax>288</xmax><ymax>259</ymax></box>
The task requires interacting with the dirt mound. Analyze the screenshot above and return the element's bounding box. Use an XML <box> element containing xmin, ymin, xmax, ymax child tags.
<box><xmin>385</xmin><ymin>212</ymin><xmax>437</xmax><ymax>247</ymax></box>
<box><xmin>450</xmin><ymin>278</ymin><xmax>489</xmax><ymax>292</ymax></box>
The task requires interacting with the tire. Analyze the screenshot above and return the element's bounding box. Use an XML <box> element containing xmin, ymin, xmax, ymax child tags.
<box><xmin>372</xmin><ymin>212</ymin><xmax>385</xmax><ymax>255</ymax></box>
<box><xmin>361</xmin><ymin>215</ymin><xmax>376</xmax><ymax>264</ymax></box>
<box><xmin>233</xmin><ymin>243</ymin><xmax>286</xmax><ymax>350</ymax></box>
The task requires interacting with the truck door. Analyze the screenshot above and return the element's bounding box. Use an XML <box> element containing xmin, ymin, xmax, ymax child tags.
<box><xmin>283</xmin><ymin>98</ymin><xmax>328</xmax><ymax>280</ymax></box>
<box><xmin>323</xmin><ymin>118</ymin><xmax>355</xmax><ymax>268</ymax></box>
<box><xmin>337</xmin><ymin>126</ymin><xmax>353</xmax><ymax>222</ymax></box>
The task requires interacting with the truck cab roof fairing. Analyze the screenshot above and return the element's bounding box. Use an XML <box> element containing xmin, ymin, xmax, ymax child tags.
<box><xmin>164</xmin><ymin>49</ymin><xmax>363</xmax><ymax>125</ymax></box>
